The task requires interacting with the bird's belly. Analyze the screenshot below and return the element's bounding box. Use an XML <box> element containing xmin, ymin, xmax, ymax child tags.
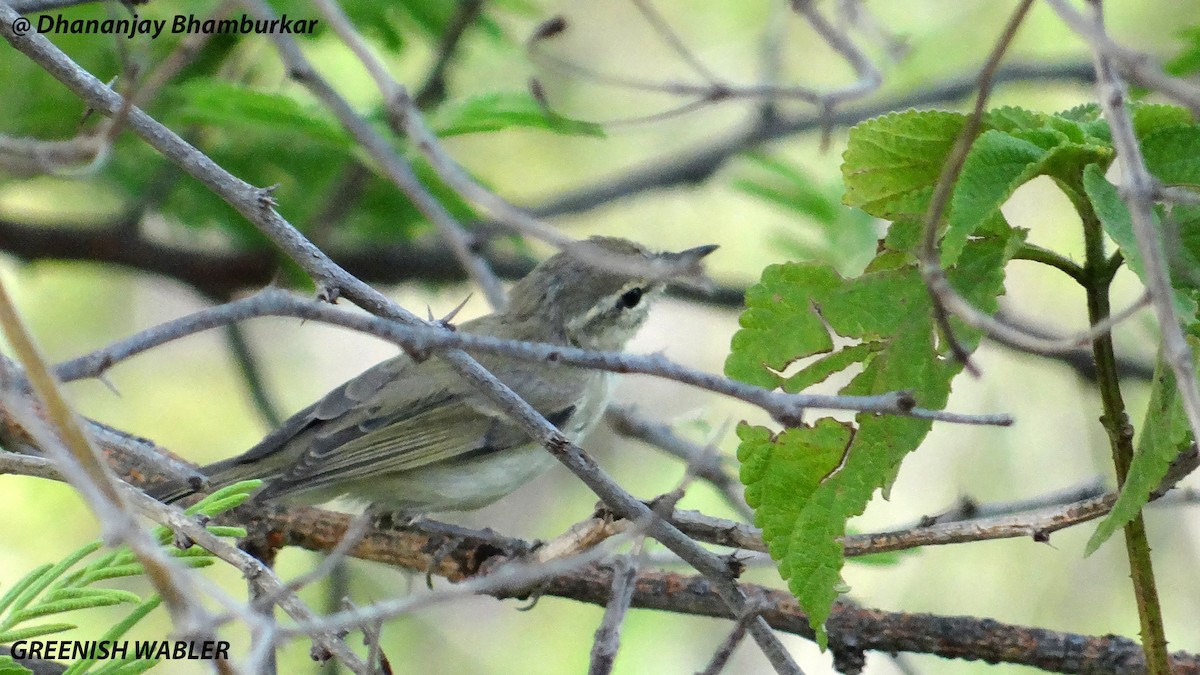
<box><xmin>357</xmin><ymin>442</ymin><xmax>561</xmax><ymax>513</ymax></box>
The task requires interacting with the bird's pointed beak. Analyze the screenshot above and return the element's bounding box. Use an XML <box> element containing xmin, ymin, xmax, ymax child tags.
<box><xmin>663</xmin><ymin>243</ymin><xmax>718</xmax><ymax>276</ymax></box>
<box><xmin>678</xmin><ymin>243</ymin><xmax>719</xmax><ymax>262</ymax></box>
<box><xmin>658</xmin><ymin>243</ymin><xmax>718</xmax><ymax>290</ymax></box>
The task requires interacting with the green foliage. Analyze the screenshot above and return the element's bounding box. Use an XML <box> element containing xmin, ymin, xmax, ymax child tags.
<box><xmin>1086</xmin><ymin>342</ymin><xmax>1198</xmax><ymax>555</ymax></box>
<box><xmin>1165</xmin><ymin>27</ymin><xmax>1200</xmax><ymax>78</ymax></box>
<box><xmin>841</xmin><ymin>110</ymin><xmax>966</xmax><ymax>220</ymax></box>
<box><xmin>727</xmin><ymin>229</ymin><xmax>1020</xmax><ymax>646</ymax></box>
<box><xmin>0</xmin><ymin>483</ymin><xmax>256</xmax><ymax>673</ymax></box>
<box><xmin>729</xmin><ymin>99</ymin><xmax>1200</xmax><ymax>646</ymax></box>
<box><xmin>3</xmin><ymin>0</ymin><xmax>562</xmax><ymax>285</ymax></box>
<box><xmin>168</xmin><ymin>79</ymin><xmax>353</xmax><ymax>149</ymax></box>
<box><xmin>426</xmin><ymin>92</ymin><xmax>605</xmax><ymax>138</ymax></box>
<box><xmin>1082</xmin><ymin>165</ymin><xmax>1199</xmax><ymax>317</ymax></box>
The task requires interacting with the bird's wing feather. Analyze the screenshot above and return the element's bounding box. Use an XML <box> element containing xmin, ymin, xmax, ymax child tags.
<box><xmin>207</xmin><ymin>342</ymin><xmax>586</xmax><ymax>499</ymax></box>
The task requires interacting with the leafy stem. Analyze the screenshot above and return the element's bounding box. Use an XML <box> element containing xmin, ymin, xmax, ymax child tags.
<box><xmin>1079</xmin><ymin>196</ymin><xmax>1172</xmax><ymax>675</ymax></box>
<box><xmin>1011</xmin><ymin>242</ymin><xmax>1086</xmax><ymax>283</ymax></box>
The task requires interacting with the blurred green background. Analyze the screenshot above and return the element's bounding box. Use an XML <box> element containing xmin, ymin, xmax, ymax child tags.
<box><xmin>2</xmin><ymin>0</ymin><xmax>1200</xmax><ymax>672</ymax></box>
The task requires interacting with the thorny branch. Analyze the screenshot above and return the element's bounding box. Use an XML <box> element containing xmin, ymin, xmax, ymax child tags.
<box><xmin>4</xmin><ymin>5</ymin><xmax>809</xmax><ymax>671</ymax></box>
<box><xmin>53</xmin><ymin>288</ymin><xmax>1013</xmax><ymax>427</ymax></box>
<box><xmin>4</xmin><ymin>0</ymin><xmax>1199</xmax><ymax>672</ymax></box>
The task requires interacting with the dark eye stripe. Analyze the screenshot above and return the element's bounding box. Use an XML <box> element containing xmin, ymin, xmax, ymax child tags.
<box><xmin>616</xmin><ymin>287</ymin><xmax>644</xmax><ymax>310</ymax></box>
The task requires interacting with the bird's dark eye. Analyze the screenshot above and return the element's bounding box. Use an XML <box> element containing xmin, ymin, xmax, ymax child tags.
<box><xmin>616</xmin><ymin>287</ymin><xmax>644</xmax><ymax>310</ymax></box>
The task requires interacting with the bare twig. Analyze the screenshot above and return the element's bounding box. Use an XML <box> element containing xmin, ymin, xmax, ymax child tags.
<box><xmin>54</xmin><ymin>289</ymin><xmax>1014</xmax><ymax>427</ymax></box>
<box><xmin>629</xmin><ymin>0</ymin><xmax>721</xmax><ymax>84</ymax></box>
<box><xmin>1</xmin><ymin>9</ymin><xmax>804</xmax><ymax>669</ymax></box>
<box><xmin>284</xmin><ymin>0</ymin><xmax>509</xmax><ymax>310</ymax></box>
<box><xmin>1046</xmin><ymin>0</ymin><xmax>1200</xmax><ymax>487</ymax></box>
<box><xmin>697</xmin><ymin>600</ymin><xmax>765</xmax><ymax>675</ymax></box>
<box><xmin>413</xmin><ymin>0</ymin><xmax>486</xmax><ymax>108</ymax></box>
<box><xmin>0</xmin><ymin>281</ymin><xmax>209</xmax><ymax>632</ymax></box>
<box><xmin>1046</xmin><ymin>0</ymin><xmax>1200</xmax><ymax>116</ymax></box>
<box><xmin>588</xmin><ymin>546</ymin><xmax>642</xmax><ymax>675</ymax></box>
<box><xmin>913</xmin><ymin>0</ymin><xmax>1154</xmax><ymax>373</ymax></box>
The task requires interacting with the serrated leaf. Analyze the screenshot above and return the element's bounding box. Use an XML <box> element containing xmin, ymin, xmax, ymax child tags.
<box><xmin>727</xmin><ymin>231</ymin><xmax>1019</xmax><ymax>645</ymax></box>
<box><xmin>1141</xmin><ymin>125</ymin><xmax>1200</xmax><ymax>187</ymax></box>
<box><xmin>1086</xmin><ymin>342</ymin><xmax>1197</xmax><ymax>555</ymax></box>
<box><xmin>169</xmin><ymin>79</ymin><xmax>352</xmax><ymax>148</ymax></box>
<box><xmin>984</xmin><ymin>106</ymin><xmax>1051</xmax><ymax>133</ymax></box>
<box><xmin>724</xmin><ymin>265</ymin><xmax>842</xmax><ymax>389</ymax></box>
<box><xmin>943</xmin><ymin>129</ymin><xmax>1110</xmax><ymax>265</ymax></box>
<box><xmin>842</xmin><ymin>110</ymin><xmax>968</xmax><ymax>219</ymax></box>
<box><xmin>1131</xmin><ymin>104</ymin><xmax>1194</xmax><ymax>139</ymax></box>
<box><xmin>736</xmin><ymin>420</ymin><xmax>853</xmax><ymax>563</ymax></box>
<box><xmin>427</xmin><ymin>92</ymin><xmax>604</xmax><ymax>138</ymax></box>
<box><xmin>1082</xmin><ymin>164</ymin><xmax>1198</xmax><ymax>318</ymax></box>
<box><xmin>782</xmin><ymin>343</ymin><xmax>880</xmax><ymax>393</ymax></box>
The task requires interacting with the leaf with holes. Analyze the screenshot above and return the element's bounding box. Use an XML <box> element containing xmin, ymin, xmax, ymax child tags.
<box><xmin>726</xmin><ymin>229</ymin><xmax>1021</xmax><ymax>646</ymax></box>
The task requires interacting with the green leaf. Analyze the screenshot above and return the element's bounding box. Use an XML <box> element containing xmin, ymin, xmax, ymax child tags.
<box><xmin>727</xmin><ymin>231</ymin><xmax>1020</xmax><ymax>645</ymax></box>
<box><xmin>1165</xmin><ymin>27</ymin><xmax>1200</xmax><ymax>78</ymax></box>
<box><xmin>1131</xmin><ymin>104</ymin><xmax>1194</xmax><ymax>139</ymax></box>
<box><xmin>782</xmin><ymin>343</ymin><xmax>881</xmax><ymax>393</ymax></box>
<box><xmin>735</xmin><ymin>152</ymin><xmax>879</xmax><ymax>273</ymax></box>
<box><xmin>43</xmin><ymin>587</ymin><xmax>140</xmax><ymax>605</ymax></box>
<box><xmin>63</xmin><ymin>597</ymin><xmax>161</xmax><ymax>675</ymax></box>
<box><xmin>427</xmin><ymin>92</ymin><xmax>605</xmax><ymax>138</ymax></box>
<box><xmin>842</xmin><ymin>110</ymin><xmax>968</xmax><ymax>219</ymax></box>
<box><xmin>941</xmin><ymin>130</ymin><xmax>1049</xmax><ymax>263</ymax></box>
<box><xmin>168</xmin><ymin>79</ymin><xmax>352</xmax><ymax>148</ymax></box>
<box><xmin>11</xmin><ymin>593</ymin><xmax>134</xmax><ymax>622</ymax></box>
<box><xmin>1141</xmin><ymin>125</ymin><xmax>1200</xmax><ymax>187</ymax></box>
<box><xmin>0</xmin><ymin>565</ymin><xmax>51</xmax><ymax>617</ymax></box>
<box><xmin>1082</xmin><ymin>164</ymin><xmax>1198</xmax><ymax>318</ymax></box>
<box><xmin>734</xmin><ymin>153</ymin><xmax>842</xmax><ymax>225</ymax></box>
<box><xmin>0</xmin><ymin>622</ymin><xmax>77</xmax><ymax>642</ymax></box>
<box><xmin>724</xmin><ymin>265</ymin><xmax>842</xmax><ymax>389</ymax></box>
<box><xmin>1086</xmin><ymin>343</ymin><xmax>1197</xmax><ymax>555</ymax></box>
<box><xmin>90</xmin><ymin>659</ymin><xmax>160</xmax><ymax>675</ymax></box>
<box><xmin>5</xmin><ymin>542</ymin><xmax>101</xmax><ymax>618</ymax></box>
<box><xmin>943</xmin><ymin>128</ymin><xmax>1110</xmax><ymax>264</ymax></box>
<box><xmin>0</xmin><ymin>655</ymin><xmax>34</xmax><ymax>675</ymax></box>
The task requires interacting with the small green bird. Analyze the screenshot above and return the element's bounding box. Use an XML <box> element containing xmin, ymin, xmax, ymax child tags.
<box><xmin>153</xmin><ymin>236</ymin><xmax>715</xmax><ymax>513</ymax></box>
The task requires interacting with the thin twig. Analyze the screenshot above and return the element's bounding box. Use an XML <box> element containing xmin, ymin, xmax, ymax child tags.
<box><xmin>629</xmin><ymin>0</ymin><xmax>721</xmax><ymax>84</ymax></box>
<box><xmin>2</xmin><ymin>9</ymin><xmax>805</xmax><ymax>670</ymax></box>
<box><xmin>283</xmin><ymin>0</ymin><xmax>509</xmax><ymax>310</ymax></box>
<box><xmin>0</xmin><ymin>281</ymin><xmax>207</xmax><ymax>630</ymax></box>
<box><xmin>588</xmin><ymin>546</ymin><xmax>642</xmax><ymax>675</ymax></box>
<box><xmin>1046</xmin><ymin>0</ymin><xmax>1200</xmax><ymax>491</ymax></box>
<box><xmin>1046</xmin><ymin>0</ymin><xmax>1200</xmax><ymax>116</ymax></box>
<box><xmin>53</xmin><ymin>289</ymin><xmax>1015</xmax><ymax>427</ymax></box>
<box><xmin>413</xmin><ymin>0</ymin><xmax>486</xmax><ymax>108</ymax></box>
<box><xmin>697</xmin><ymin>599</ymin><xmax>765</xmax><ymax>675</ymax></box>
